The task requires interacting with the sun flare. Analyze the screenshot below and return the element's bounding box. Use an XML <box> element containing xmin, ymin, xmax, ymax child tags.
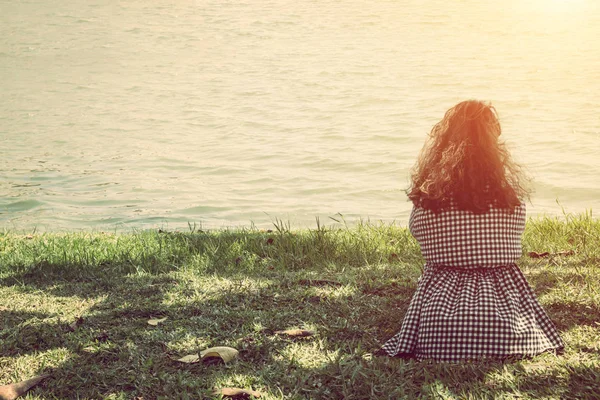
<box><xmin>544</xmin><ymin>0</ymin><xmax>587</xmax><ymax>11</ymax></box>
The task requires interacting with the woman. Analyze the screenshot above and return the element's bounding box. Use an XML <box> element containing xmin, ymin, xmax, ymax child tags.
<box><xmin>380</xmin><ymin>100</ymin><xmax>564</xmax><ymax>362</ymax></box>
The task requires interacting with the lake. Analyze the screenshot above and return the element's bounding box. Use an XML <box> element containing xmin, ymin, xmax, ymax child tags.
<box><xmin>2</xmin><ymin>0</ymin><xmax>599</xmax><ymax>231</ymax></box>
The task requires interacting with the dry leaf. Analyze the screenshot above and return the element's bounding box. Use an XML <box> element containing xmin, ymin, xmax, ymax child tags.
<box><xmin>147</xmin><ymin>317</ymin><xmax>167</xmax><ymax>326</ymax></box>
<box><xmin>67</xmin><ymin>316</ymin><xmax>84</xmax><ymax>332</ymax></box>
<box><xmin>200</xmin><ymin>346</ymin><xmax>239</xmax><ymax>363</ymax></box>
<box><xmin>298</xmin><ymin>279</ymin><xmax>341</xmax><ymax>287</ymax></box>
<box><xmin>275</xmin><ymin>329</ymin><xmax>314</xmax><ymax>337</ymax></box>
<box><xmin>176</xmin><ymin>354</ymin><xmax>200</xmax><ymax>364</ymax></box>
<box><xmin>556</xmin><ymin>250</ymin><xmax>575</xmax><ymax>256</ymax></box>
<box><xmin>528</xmin><ymin>251</ymin><xmax>550</xmax><ymax>259</ymax></box>
<box><xmin>216</xmin><ymin>387</ymin><xmax>262</xmax><ymax>399</ymax></box>
<box><xmin>528</xmin><ymin>250</ymin><xmax>575</xmax><ymax>258</ymax></box>
<box><xmin>0</xmin><ymin>374</ymin><xmax>50</xmax><ymax>400</ymax></box>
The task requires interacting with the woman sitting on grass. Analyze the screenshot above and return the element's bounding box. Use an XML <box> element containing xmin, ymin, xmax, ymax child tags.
<box><xmin>380</xmin><ymin>100</ymin><xmax>564</xmax><ymax>362</ymax></box>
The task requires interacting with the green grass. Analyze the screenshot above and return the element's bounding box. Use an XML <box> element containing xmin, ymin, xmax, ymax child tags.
<box><xmin>1</xmin><ymin>214</ymin><xmax>599</xmax><ymax>399</ymax></box>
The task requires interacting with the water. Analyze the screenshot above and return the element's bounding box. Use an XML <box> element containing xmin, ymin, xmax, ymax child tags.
<box><xmin>2</xmin><ymin>0</ymin><xmax>599</xmax><ymax>231</ymax></box>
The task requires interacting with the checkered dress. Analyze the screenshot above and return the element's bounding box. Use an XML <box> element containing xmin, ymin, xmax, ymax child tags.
<box><xmin>381</xmin><ymin>203</ymin><xmax>564</xmax><ymax>362</ymax></box>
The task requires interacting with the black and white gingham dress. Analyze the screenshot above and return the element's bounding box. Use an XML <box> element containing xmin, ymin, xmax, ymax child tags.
<box><xmin>381</xmin><ymin>203</ymin><xmax>564</xmax><ymax>362</ymax></box>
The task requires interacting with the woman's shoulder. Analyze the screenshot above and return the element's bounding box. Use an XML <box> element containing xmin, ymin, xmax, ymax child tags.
<box><xmin>411</xmin><ymin>201</ymin><xmax>526</xmax><ymax>221</ymax></box>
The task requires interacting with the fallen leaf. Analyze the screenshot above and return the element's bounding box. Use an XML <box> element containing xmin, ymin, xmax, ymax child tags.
<box><xmin>67</xmin><ymin>316</ymin><xmax>84</xmax><ymax>332</ymax></box>
<box><xmin>555</xmin><ymin>250</ymin><xmax>575</xmax><ymax>256</ymax></box>
<box><xmin>297</xmin><ymin>279</ymin><xmax>341</xmax><ymax>287</ymax></box>
<box><xmin>528</xmin><ymin>251</ymin><xmax>550</xmax><ymax>259</ymax></box>
<box><xmin>0</xmin><ymin>374</ymin><xmax>50</xmax><ymax>400</ymax></box>
<box><xmin>215</xmin><ymin>387</ymin><xmax>262</xmax><ymax>399</ymax></box>
<box><xmin>528</xmin><ymin>250</ymin><xmax>575</xmax><ymax>258</ymax></box>
<box><xmin>275</xmin><ymin>329</ymin><xmax>314</xmax><ymax>337</ymax></box>
<box><xmin>147</xmin><ymin>317</ymin><xmax>168</xmax><ymax>326</ymax></box>
<box><xmin>200</xmin><ymin>346</ymin><xmax>239</xmax><ymax>363</ymax></box>
<box><xmin>176</xmin><ymin>354</ymin><xmax>200</xmax><ymax>364</ymax></box>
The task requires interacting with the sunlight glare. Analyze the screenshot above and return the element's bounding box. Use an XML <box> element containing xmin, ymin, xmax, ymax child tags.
<box><xmin>544</xmin><ymin>0</ymin><xmax>587</xmax><ymax>12</ymax></box>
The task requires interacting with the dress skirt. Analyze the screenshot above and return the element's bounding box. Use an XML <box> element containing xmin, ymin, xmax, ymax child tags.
<box><xmin>381</xmin><ymin>263</ymin><xmax>564</xmax><ymax>362</ymax></box>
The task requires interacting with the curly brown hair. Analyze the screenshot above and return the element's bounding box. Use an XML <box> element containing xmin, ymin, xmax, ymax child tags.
<box><xmin>407</xmin><ymin>100</ymin><xmax>529</xmax><ymax>213</ymax></box>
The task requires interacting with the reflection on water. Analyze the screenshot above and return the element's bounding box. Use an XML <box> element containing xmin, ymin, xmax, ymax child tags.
<box><xmin>1</xmin><ymin>0</ymin><xmax>599</xmax><ymax>231</ymax></box>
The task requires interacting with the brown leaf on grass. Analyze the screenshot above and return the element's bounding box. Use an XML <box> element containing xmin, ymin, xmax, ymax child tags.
<box><xmin>67</xmin><ymin>316</ymin><xmax>84</xmax><ymax>332</ymax></box>
<box><xmin>176</xmin><ymin>347</ymin><xmax>239</xmax><ymax>365</ymax></box>
<box><xmin>528</xmin><ymin>250</ymin><xmax>575</xmax><ymax>258</ymax></box>
<box><xmin>176</xmin><ymin>354</ymin><xmax>200</xmax><ymax>364</ymax></box>
<box><xmin>275</xmin><ymin>329</ymin><xmax>314</xmax><ymax>337</ymax></box>
<box><xmin>266</xmin><ymin>238</ymin><xmax>274</xmax><ymax>245</ymax></box>
<box><xmin>200</xmin><ymin>346</ymin><xmax>239</xmax><ymax>363</ymax></box>
<box><xmin>528</xmin><ymin>251</ymin><xmax>550</xmax><ymax>258</ymax></box>
<box><xmin>0</xmin><ymin>374</ymin><xmax>50</xmax><ymax>400</ymax></box>
<box><xmin>215</xmin><ymin>387</ymin><xmax>262</xmax><ymax>399</ymax></box>
<box><xmin>297</xmin><ymin>279</ymin><xmax>341</xmax><ymax>287</ymax></box>
<box><xmin>147</xmin><ymin>317</ymin><xmax>167</xmax><ymax>326</ymax></box>
<box><xmin>555</xmin><ymin>250</ymin><xmax>575</xmax><ymax>256</ymax></box>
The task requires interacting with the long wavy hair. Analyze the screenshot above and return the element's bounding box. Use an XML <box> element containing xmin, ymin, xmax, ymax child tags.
<box><xmin>407</xmin><ymin>100</ymin><xmax>529</xmax><ymax>213</ymax></box>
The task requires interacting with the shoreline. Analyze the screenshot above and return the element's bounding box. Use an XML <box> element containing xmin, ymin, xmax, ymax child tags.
<box><xmin>1</xmin><ymin>208</ymin><xmax>596</xmax><ymax>236</ymax></box>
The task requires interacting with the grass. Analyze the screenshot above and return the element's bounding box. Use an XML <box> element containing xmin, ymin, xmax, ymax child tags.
<box><xmin>0</xmin><ymin>213</ymin><xmax>599</xmax><ymax>399</ymax></box>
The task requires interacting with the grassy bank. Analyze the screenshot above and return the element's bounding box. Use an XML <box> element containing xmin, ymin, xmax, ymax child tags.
<box><xmin>1</xmin><ymin>214</ymin><xmax>599</xmax><ymax>399</ymax></box>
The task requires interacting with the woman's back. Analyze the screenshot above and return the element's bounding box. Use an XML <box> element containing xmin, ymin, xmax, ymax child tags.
<box><xmin>410</xmin><ymin>203</ymin><xmax>525</xmax><ymax>268</ymax></box>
